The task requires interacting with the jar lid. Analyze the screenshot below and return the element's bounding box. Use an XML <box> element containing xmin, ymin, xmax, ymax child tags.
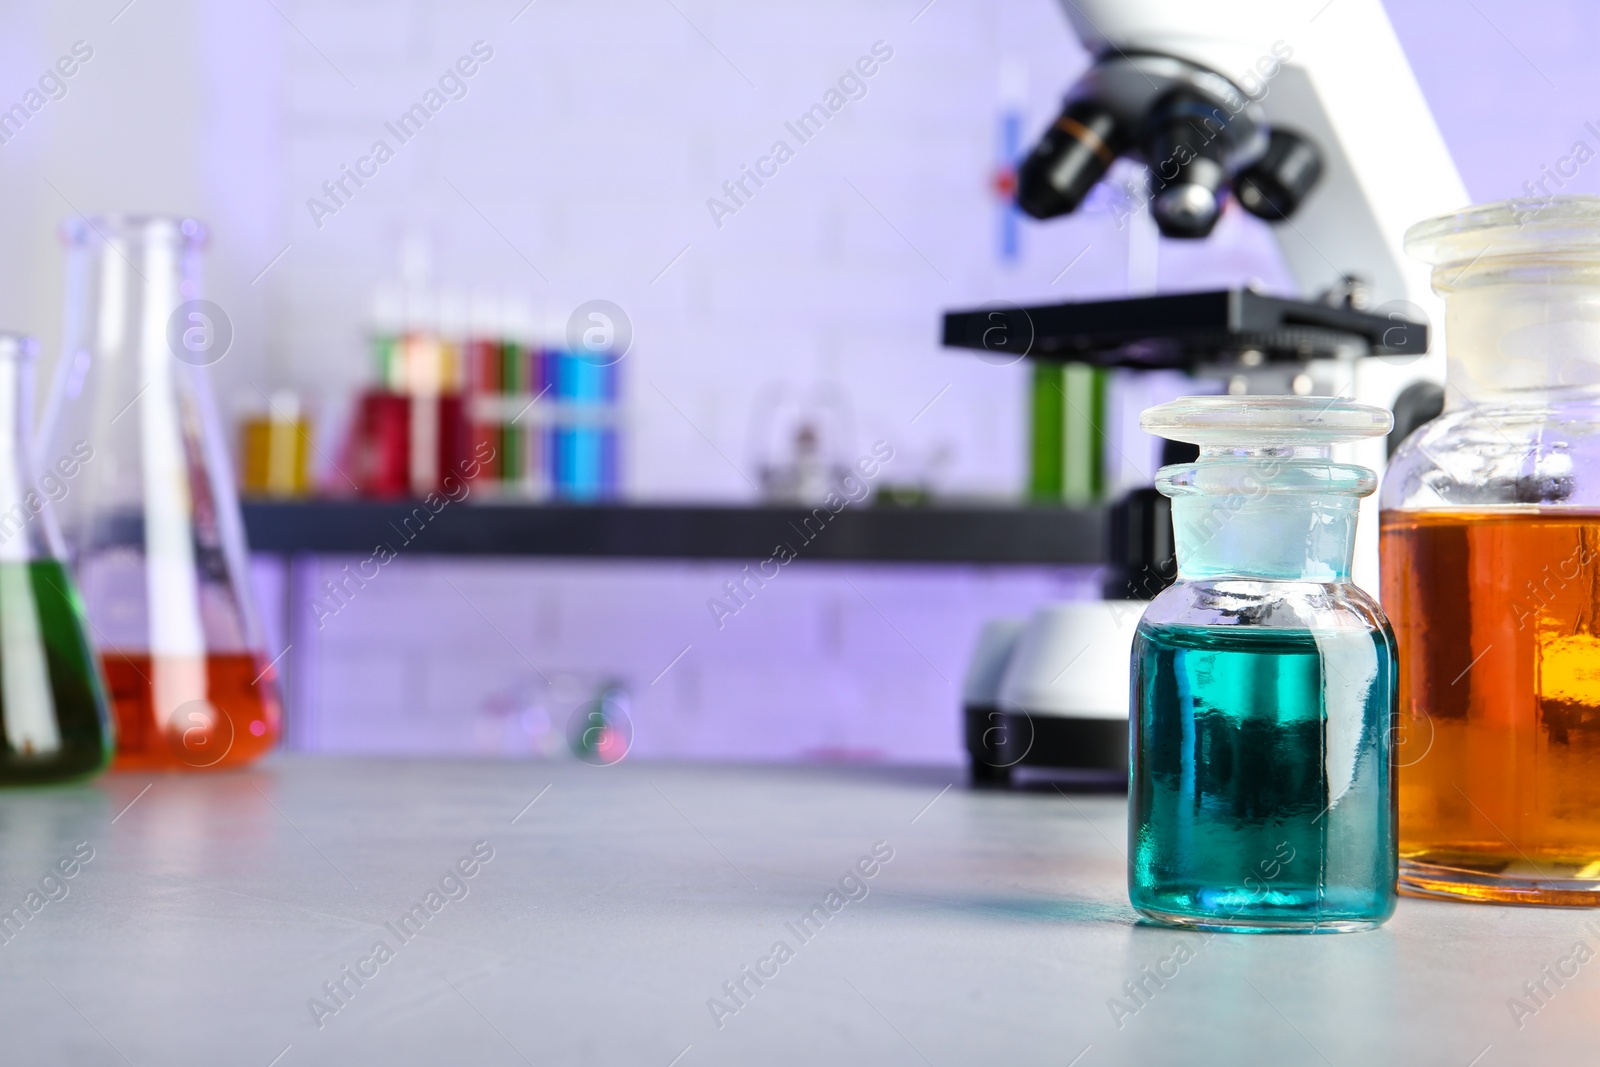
<box><xmin>1141</xmin><ymin>395</ymin><xmax>1392</xmax><ymax>448</ymax></box>
<box><xmin>1405</xmin><ymin>195</ymin><xmax>1600</xmax><ymax>275</ymax></box>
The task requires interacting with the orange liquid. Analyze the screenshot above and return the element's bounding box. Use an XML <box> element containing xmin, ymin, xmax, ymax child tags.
<box><xmin>1381</xmin><ymin>510</ymin><xmax>1600</xmax><ymax>903</ymax></box>
<box><xmin>101</xmin><ymin>652</ymin><xmax>282</xmax><ymax>771</ymax></box>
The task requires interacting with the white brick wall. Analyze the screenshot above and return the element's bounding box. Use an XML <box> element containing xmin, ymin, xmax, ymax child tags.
<box><xmin>269</xmin><ymin>555</ymin><xmax>1095</xmax><ymax>763</ymax></box>
<box><xmin>4</xmin><ymin>0</ymin><xmax>1308</xmax><ymax>762</ymax></box>
<box><xmin>246</xmin><ymin>1</ymin><xmax>1174</xmax><ymax>762</ymax></box>
<box><xmin>262</xmin><ymin>0</ymin><xmax>1128</xmax><ymax>500</ymax></box>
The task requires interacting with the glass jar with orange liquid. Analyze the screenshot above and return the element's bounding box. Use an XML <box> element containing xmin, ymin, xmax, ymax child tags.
<box><xmin>1384</xmin><ymin>196</ymin><xmax>1600</xmax><ymax>903</ymax></box>
<box><xmin>39</xmin><ymin>216</ymin><xmax>281</xmax><ymax>770</ymax></box>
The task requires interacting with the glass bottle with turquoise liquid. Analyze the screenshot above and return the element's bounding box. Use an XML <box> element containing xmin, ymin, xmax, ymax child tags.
<box><xmin>1130</xmin><ymin>396</ymin><xmax>1397</xmax><ymax>932</ymax></box>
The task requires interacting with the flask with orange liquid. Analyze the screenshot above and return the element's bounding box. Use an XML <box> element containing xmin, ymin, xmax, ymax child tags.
<box><xmin>40</xmin><ymin>216</ymin><xmax>280</xmax><ymax>770</ymax></box>
<box><xmin>1384</xmin><ymin>196</ymin><xmax>1600</xmax><ymax>903</ymax></box>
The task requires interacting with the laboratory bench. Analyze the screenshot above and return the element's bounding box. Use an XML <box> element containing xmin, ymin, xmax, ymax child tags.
<box><xmin>0</xmin><ymin>756</ymin><xmax>1584</xmax><ymax>1065</ymax></box>
<box><xmin>240</xmin><ymin>499</ymin><xmax>1106</xmax><ymax>563</ymax></box>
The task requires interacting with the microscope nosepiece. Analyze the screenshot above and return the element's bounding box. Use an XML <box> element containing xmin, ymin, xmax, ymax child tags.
<box><xmin>1018</xmin><ymin>57</ymin><xmax>1324</xmax><ymax>238</ymax></box>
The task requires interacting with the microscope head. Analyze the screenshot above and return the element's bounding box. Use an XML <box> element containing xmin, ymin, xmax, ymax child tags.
<box><xmin>1017</xmin><ymin>52</ymin><xmax>1322</xmax><ymax>239</ymax></box>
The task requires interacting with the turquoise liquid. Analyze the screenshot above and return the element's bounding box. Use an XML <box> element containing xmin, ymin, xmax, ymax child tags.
<box><xmin>1130</xmin><ymin>622</ymin><xmax>1396</xmax><ymax>931</ymax></box>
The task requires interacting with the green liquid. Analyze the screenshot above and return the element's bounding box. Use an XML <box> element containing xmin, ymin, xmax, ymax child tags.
<box><xmin>1028</xmin><ymin>363</ymin><xmax>1064</xmax><ymax>501</ymax></box>
<box><xmin>1027</xmin><ymin>362</ymin><xmax>1106</xmax><ymax>504</ymax></box>
<box><xmin>1130</xmin><ymin>623</ymin><xmax>1396</xmax><ymax>931</ymax></box>
<box><xmin>0</xmin><ymin>561</ymin><xmax>113</xmax><ymax>784</ymax></box>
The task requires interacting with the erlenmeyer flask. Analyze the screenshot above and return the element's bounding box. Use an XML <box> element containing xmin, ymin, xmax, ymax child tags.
<box><xmin>0</xmin><ymin>333</ymin><xmax>113</xmax><ymax>783</ymax></box>
<box><xmin>40</xmin><ymin>215</ymin><xmax>281</xmax><ymax>770</ymax></box>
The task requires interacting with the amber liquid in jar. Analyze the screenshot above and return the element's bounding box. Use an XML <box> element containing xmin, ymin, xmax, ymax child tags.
<box><xmin>1382</xmin><ymin>510</ymin><xmax>1600</xmax><ymax>903</ymax></box>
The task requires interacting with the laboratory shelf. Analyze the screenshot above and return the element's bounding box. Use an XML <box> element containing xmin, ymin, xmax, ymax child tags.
<box><xmin>240</xmin><ymin>499</ymin><xmax>1106</xmax><ymax>564</ymax></box>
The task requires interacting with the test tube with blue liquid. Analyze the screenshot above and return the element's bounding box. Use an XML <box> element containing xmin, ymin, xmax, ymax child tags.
<box><xmin>550</xmin><ymin>340</ymin><xmax>618</xmax><ymax>502</ymax></box>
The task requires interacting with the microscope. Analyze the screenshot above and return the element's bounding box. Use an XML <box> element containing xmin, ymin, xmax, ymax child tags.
<box><xmin>950</xmin><ymin>0</ymin><xmax>1469</xmax><ymax>786</ymax></box>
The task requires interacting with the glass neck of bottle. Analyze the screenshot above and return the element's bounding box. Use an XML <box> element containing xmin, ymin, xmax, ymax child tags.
<box><xmin>1443</xmin><ymin>273</ymin><xmax>1600</xmax><ymax>405</ymax></box>
<box><xmin>0</xmin><ymin>341</ymin><xmax>41</xmax><ymax>563</ymax></box>
<box><xmin>1160</xmin><ymin>449</ymin><xmax>1373</xmax><ymax>583</ymax></box>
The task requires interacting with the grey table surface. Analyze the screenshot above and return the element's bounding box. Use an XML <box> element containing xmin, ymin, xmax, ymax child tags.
<box><xmin>0</xmin><ymin>757</ymin><xmax>1591</xmax><ymax>1066</ymax></box>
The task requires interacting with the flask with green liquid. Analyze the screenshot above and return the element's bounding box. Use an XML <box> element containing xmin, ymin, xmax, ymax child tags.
<box><xmin>0</xmin><ymin>333</ymin><xmax>113</xmax><ymax>784</ymax></box>
<box><xmin>1130</xmin><ymin>396</ymin><xmax>1397</xmax><ymax>932</ymax></box>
